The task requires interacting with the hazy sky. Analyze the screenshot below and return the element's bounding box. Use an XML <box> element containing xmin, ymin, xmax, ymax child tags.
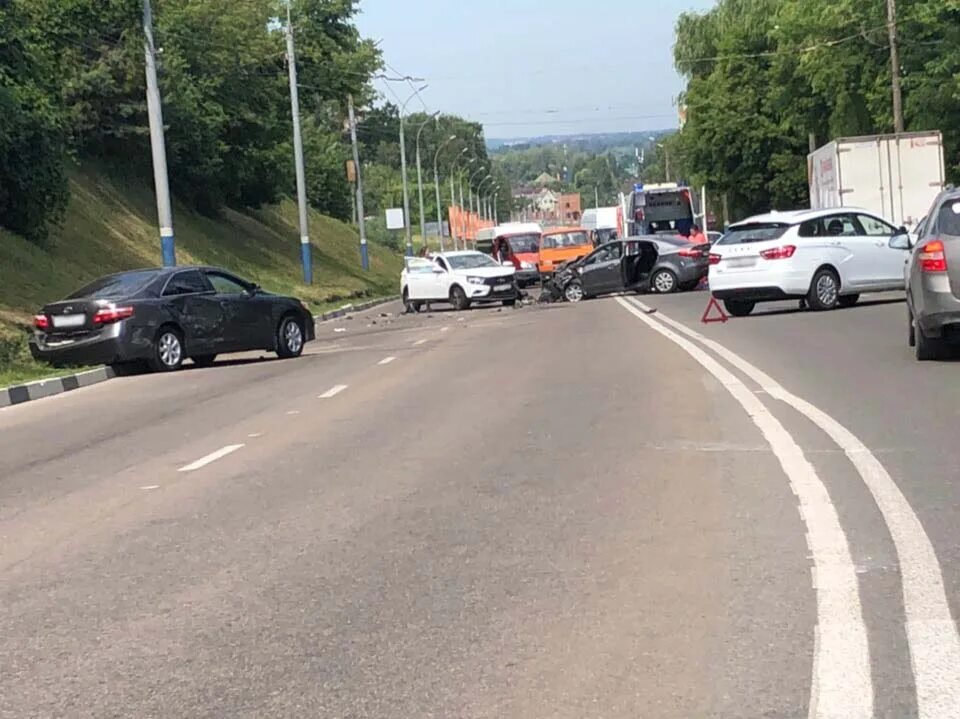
<box><xmin>355</xmin><ymin>0</ymin><xmax>715</xmax><ymax>139</ymax></box>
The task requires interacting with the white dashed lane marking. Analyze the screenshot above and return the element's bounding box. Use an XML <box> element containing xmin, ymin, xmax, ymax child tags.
<box><xmin>177</xmin><ymin>444</ymin><xmax>245</xmax><ymax>473</ymax></box>
<box><xmin>378</xmin><ymin>356</ymin><xmax>396</xmax><ymax>366</ymax></box>
<box><xmin>319</xmin><ymin>384</ymin><xmax>348</xmax><ymax>399</ymax></box>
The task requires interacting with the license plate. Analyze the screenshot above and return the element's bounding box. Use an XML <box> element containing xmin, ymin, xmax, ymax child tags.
<box><xmin>52</xmin><ymin>314</ymin><xmax>86</xmax><ymax>328</ymax></box>
<box><xmin>494</xmin><ymin>284</ymin><xmax>511</xmax><ymax>292</ymax></box>
<box><xmin>726</xmin><ymin>257</ymin><xmax>756</xmax><ymax>269</ymax></box>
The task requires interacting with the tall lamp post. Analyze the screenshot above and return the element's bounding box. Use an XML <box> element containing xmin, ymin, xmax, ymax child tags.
<box><xmin>458</xmin><ymin>158</ymin><xmax>476</xmax><ymax>249</ymax></box>
<box><xmin>393</xmin><ymin>83</ymin><xmax>428</xmax><ymax>256</ymax></box>
<box><xmin>468</xmin><ymin>165</ymin><xmax>487</xmax><ymax>226</ymax></box>
<box><xmin>449</xmin><ymin>148</ymin><xmax>469</xmax><ymax>249</ymax></box>
<box><xmin>415</xmin><ymin>111</ymin><xmax>439</xmax><ymax>251</ymax></box>
<box><xmin>477</xmin><ymin>176</ymin><xmax>493</xmax><ymax>222</ymax></box>
<box><xmin>433</xmin><ymin>135</ymin><xmax>457</xmax><ymax>252</ymax></box>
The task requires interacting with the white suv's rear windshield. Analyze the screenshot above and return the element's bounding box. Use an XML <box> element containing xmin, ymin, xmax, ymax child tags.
<box><xmin>716</xmin><ymin>223</ymin><xmax>789</xmax><ymax>245</ymax></box>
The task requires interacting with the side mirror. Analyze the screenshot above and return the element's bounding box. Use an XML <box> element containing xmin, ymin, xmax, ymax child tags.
<box><xmin>889</xmin><ymin>231</ymin><xmax>911</xmax><ymax>250</ymax></box>
<box><xmin>501</xmin><ymin>261</ymin><xmax>513</xmax><ymax>268</ymax></box>
<box><xmin>246</xmin><ymin>284</ymin><xmax>261</xmax><ymax>296</ymax></box>
<box><xmin>432</xmin><ymin>267</ymin><xmax>445</xmax><ymax>274</ymax></box>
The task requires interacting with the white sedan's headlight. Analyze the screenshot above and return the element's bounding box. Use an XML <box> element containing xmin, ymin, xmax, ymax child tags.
<box><xmin>466</xmin><ymin>276</ymin><xmax>485</xmax><ymax>285</ymax></box>
<box><xmin>520</xmin><ymin>261</ymin><xmax>535</xmax><ymax>270</ymax></box>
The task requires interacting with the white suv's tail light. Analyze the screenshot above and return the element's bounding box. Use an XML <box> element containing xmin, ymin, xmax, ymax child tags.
<box><xmin>759</xmin><ymin>245</ymin><xmax>797</xmax><ymax>260</ymax></box>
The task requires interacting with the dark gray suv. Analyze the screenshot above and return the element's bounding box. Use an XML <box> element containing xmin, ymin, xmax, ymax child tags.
<box><xmin>895</xmin><ymin>187</ymin><xmax>960</xmax><ymax>360</ymax></box>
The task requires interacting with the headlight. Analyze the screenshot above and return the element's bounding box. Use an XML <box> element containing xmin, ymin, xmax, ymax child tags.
<box><xmin>520</xmin><ymin>261</ymin><xmax>535</xmax><ymax>270</ymax></box>
<box><xmin>466</xmin><ymin>276</ymin><xmax>485</xmax><ymax>285</ymax></box>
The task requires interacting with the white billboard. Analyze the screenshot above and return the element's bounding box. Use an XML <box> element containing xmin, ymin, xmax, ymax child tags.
<box><xmin>385</xmin><ymin>208</ymin><xmax>405</xmax><ymax>230</ymax></box>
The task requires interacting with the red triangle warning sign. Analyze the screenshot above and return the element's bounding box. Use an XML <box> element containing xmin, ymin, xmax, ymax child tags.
<box><xmin>701</xmin><ymin>295</ymin><xmax>729</xmax><ymax>324</ymax></box>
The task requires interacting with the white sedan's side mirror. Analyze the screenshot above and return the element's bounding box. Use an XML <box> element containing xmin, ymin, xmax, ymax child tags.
<box><xmin>889</xmin><ymin>231</ymin><xmax>912</xmax><ymax>251</ymax></box>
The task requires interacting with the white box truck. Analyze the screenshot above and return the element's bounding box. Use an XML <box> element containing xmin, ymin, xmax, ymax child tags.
<box><xmin>808</xmin><ymin>131</ymin><xmax>945</xmax><ymax>228</ymax></box>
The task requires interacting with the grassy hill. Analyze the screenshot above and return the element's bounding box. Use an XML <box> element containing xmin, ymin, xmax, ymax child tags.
<box><xmin>0</xmin><ymin>166</ymin><xmax>403</xmax><ymax>386</ymax></box>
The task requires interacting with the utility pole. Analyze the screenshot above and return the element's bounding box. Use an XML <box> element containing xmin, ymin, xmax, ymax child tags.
<box><xmin>398</xmin><ymin>119</ymin><xmax>413</xmax><ymax>256</ymax></box>
<box><xmin>595</xmin><ymin>185</ymin><xmax>599</xmax><ymax>209</ymax></box>
<box><xmin>347</xmin><ymin>94</ymin><xmax>368</xmax><ymax>270</ymax></box>
<box><xmin>414</xmin><ymin>114</ymin><xmax>437</xmax><ymax>254</ymax></box>
<box><xmin>449</xmin><ymin>173</ymin><xmax>457</xmax><ymax>250</ymax></box>
<box><xmin>494</xmin><ymin>189</ymin><xmax>499</xmax><ymax>225</ymax></box>
<box><xmin>143</xmin><ymin>0</ymin><xmax>175</xmax><ymax>267</ymax></box>
<box><xmin>458</xmin><ymin>175</ymin><xmax>466</xmax><ymax>247</ymax></box>
<box><xmin>887</xmin><ymin>0</ymin><xmax>904</xmax><ymax>133</ymax></box>
<box><xmin>285</xmin><ymin>3</ymin><xmax>312</xmax><ymax>283</ymax></box>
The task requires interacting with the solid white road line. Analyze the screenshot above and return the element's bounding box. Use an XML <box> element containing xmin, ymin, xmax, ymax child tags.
<box><xmin>615</xmin><ymin>297</ymin><xmax>872</xmax><ymax>718</ymax></box>
<box><xmin>628</xmin><ymin>297</ymin><xmax>960</xmax><ymax>718</ymax></box>
<box><xmin>319</xmin><ymin>384</ymin><xmax>348</xmax><ymax>399</ymax></box>
<box><xmin>378</xmin><ymin>356</ymin><xmax>396</xmax><ymax>365</ymax></box>
<box><xmin>177</xmin><ymin>444</ymin><xmax>245</xmax><ymax>473</ymax></box>
<box><xmin>413</xmin><ymin>338</ymin><xmax>428</xmax><ymax>346</ymax></box>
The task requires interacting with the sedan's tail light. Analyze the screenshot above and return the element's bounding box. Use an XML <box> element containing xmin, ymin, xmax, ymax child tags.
<box><xmin>708</xmin><ymin>253</ymin><xmax>722</xmax><ymax>265</ymax></box>
<box><xmin>759</xmin><ymin>245</ymin><xmax>797</xmax><ymax>260</ymax></box>
<box><xmin>919</xmin><ymin>239</ymin><xmax>947</xmax><ymax>273</ymax></box>
<box><xmin>93</xmin><ymin>306</ymin><xmax>135</xmax><ymax>325</ymax></box>
<box><xmin>34</xmin><ymin>314</ymin><xmax>50</xmax><ymax>330</ymax></box>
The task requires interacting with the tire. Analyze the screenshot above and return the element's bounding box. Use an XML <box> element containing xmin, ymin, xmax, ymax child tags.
<box><xmin>502</xmin><ymin>299</ymin><xmax>517</xmax><ymax>307</ymax></box>
<box><xmin>807</xmin><ymin>268</ymin><xmax>840</xmax><ymax>311</ymax></box>
<box><xmin>191</xmin><ymin>354</ymin><xmax>217</xmax><ymax>368</ymax></box>
<box><xmin>563</xmin><ymin>280</ymin><xmax>585</xmax><ymax>303</ymax></box>
<box><xmin>915</xmin><ymin>326</ymin><xmax>945</xmax><ymax>361</ymax></box>
<box><xmin>838</xmin><ymin>294</ymin><xmax>860</xmax><ymax>308</ymax></box>
<box><xmin>276</xmin><ymin>315</ymin><xmax>305</xmax><ymax>359</ymax></box>
<box><xmin>908</xmin><ymin>307</ymin><xmax>916</xmax><ymax>347</ymax></box>
<box><xmin>149</xmin><ymin>326</ymin><xmax>184</xmax><ymax>372</ymax></box>
<box><xmin>402</xmin><ymin>288</ymin><xmax>422</xmax><ymax>313</ymax></box>
<box><xmin>450</xmin><ymin>285</ymin><xmax>471</xmax><ymax>311</ymax></box>
<box><xmin>651</xmin><ymin>268</ymin><xmax>678</xmax><ymax>294</ymax></box>
<box><xmin>723</xmin><ymin>299</ymin><xmax>755</xmax><ymax>317</ymax></box>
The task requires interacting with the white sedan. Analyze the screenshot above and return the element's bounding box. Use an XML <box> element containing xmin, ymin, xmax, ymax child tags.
<box><xmin>708</xmin><ymin>207</ymin><xmax>908</xmax><ymax>316</ymax></box>
<box><xmin>401</xmin><ymin>251</ymin><xmax>518</xmax><ymax>312</ymax></box>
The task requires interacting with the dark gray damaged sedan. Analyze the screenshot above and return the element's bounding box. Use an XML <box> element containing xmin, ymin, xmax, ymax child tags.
<box><xmin>30</xmin><ymin>266</ymin><xmax>315</xmax><ymax>372</ymax></box>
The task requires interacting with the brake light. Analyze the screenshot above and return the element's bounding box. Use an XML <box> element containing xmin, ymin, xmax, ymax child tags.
<box><xmin>919</xmin><ymin>239</ymin><xmax>947</xmax><ymax>273</ymax></box>
<box><xmin>709</xmin><ymin>253</ymin><xmax>722</xmax><ymax>265</ymax></box>
<box><xmin>760</xmin><ymin>245</ymin><xmax>797</xmax><ymax>260</ymax></box>
<box><xmin>34</xmin><ymin>314</ymin><xmax>50</xmax><ymax>330</ymax></box>
<box><xmin>93</xmin><ymin>306</ymin><xmax>135</xmax><ymax>325</ymax></box>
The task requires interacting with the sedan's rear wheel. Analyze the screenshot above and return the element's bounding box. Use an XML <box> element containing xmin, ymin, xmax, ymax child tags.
<box><xmin>277</xmin><ymin>316</ymin><xmax>305</xmax><ymax>359</ymax></box>
<box><xmin>651</xmin><ymin>268</ymin><xmax>678</xmax><ymax>294</ymax></box>
<box><xmin>149</xmin><ymin>327</ymin><xmax>184</xmax><ymax>372</ymax></box>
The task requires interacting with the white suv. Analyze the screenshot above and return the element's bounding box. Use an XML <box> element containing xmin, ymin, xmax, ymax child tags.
<box><xmin>708</xmin><ymin>208</ymin><xmax>908</xmax><ymax>316</ymax></box>
<box><xmin>401</xmin><ymin>251</ymin><xmax>518</xmax><ymax>312</ymax></box>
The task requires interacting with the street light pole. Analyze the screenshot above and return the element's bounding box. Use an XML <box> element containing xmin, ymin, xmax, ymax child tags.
<box><xmin>415</xmin><ymin>112</ymin><xmax>439</xmax><ymax>252</ymax></box>
<box><xmin>433</xmin><ymin>135</ymin><xmax>457</xmax><ymax>252</ymax></box>
<box><xmin>396</xmin><ymin>84</ymin><xmax>428</xmax><ymax>257</ymax></box>
<box><xmin>449</xmin><ymin>148</ymin><xmax>468</xmax><ymax>249</ymax></box>
<box><xmin>143</xmin><ymin>0</ymin><xmax>175</xmax><ymax>267</ymax></box>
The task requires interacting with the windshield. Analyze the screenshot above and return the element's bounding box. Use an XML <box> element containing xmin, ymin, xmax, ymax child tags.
<box><xmin>505</xmin><ymin>234</ymin><xmax>540</xmax><ymax>254</ymax></box>
<box><xmin>543</xmin><ymin>231</ymin><xmax>590</xmax><ymax>249</ymax></box>
<box><xmin>66</xmin><ymin>270</ymin><xmax>160</xmax><ymax>300</ymax></box>
<box><xmin>716</xmin><ymin>223</ymin><xmax>789</xmax><ymax>245</ymax></box>
<box><xmin>447</xmin><ymin>253</ymin><xmax>500</xmax><ymax>270</ymax></box>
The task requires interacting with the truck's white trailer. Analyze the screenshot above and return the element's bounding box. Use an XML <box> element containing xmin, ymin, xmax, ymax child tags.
<box><xmin>808</xmin><ymin>131</ymin><xmax>945</xmax><ymax>228</ymax></box>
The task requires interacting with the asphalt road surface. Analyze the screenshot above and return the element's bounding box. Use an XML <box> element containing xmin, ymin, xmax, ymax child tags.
<box><xmin>2</xmin><ymin>292</ymin><xmax>959</xmax><ymax>718</ymax></box>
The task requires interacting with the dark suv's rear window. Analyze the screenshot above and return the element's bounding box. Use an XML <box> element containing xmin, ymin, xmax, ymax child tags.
<box><xmin>938</xmin><ymin>200</ymin><xmax>960</xmax><ymax>238</ymax></box>
<box><xmin>66</xmin><ymin>270</ymin><xmax>160</xmax><ymax>300</ymax></box>
<box><xmin>716</xmin><ymin>223</ymin><xmax>789</xmax><ymax>245</ymax></box>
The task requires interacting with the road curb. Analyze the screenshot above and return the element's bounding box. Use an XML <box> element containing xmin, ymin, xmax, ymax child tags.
<box><xmin>0</xmin><ymin>296</ymin><xmax>399</xmax><ymax>409</ymax></box>
<box><xmin>317</xmin><ymin>296</ymin><xmax>398</xmax><ymax>323</ymax></box>
<box><xmin>0</xmin><ymin>366</ymin><xmax>117</xmax><ymax>409</ymax></box>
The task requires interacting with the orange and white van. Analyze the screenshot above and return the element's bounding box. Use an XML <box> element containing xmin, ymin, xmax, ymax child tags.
<box><xmin>538</xmin><ymin>227</ymin><xmax>594</xmax><ymax>278</ymax></box>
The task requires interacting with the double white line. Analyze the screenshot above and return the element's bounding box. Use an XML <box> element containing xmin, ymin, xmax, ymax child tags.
<box><xmin>617</xmin><ymin>296</ymin><xmax>960</xmax><ymax>719</ymax></box>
